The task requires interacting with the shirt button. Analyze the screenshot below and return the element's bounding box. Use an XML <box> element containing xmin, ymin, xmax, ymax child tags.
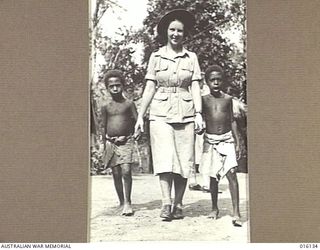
<box><xmin>173</xmin><ymin>72</ymin><xmax>176</xmax><ymax>74</ymax></box>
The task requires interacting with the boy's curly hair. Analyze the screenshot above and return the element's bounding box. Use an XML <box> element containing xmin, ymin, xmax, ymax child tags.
<box><xmin>104</xmin><ymin>69</ymin><xmax>125</xmax><ymax>87</ymax></box>
<box><xmin>204</xmin><ymin>65</ymin><xmax>225</xmax><ymax>83</ymax></box>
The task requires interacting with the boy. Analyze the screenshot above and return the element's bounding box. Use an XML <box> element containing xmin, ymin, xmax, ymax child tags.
<box><xmin>200</xmin><ymin>65</ymin><xmax>242</xmax><ymax>227</ymax></box>
<box><xmin>100</xmin><ymin>69</ymin><xmax>138</xmax><ymax>216</ymax></box>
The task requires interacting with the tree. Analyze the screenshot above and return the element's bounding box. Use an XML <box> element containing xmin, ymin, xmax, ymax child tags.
<box><xmin>141</xmin><ymin>0</ymin><xmax>246</xmax><ymax>102</ymax></box>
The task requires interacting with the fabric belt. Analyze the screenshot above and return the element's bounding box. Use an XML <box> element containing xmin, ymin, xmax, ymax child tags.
<box><xmin>157</xmin><ymin>86</ymin><xmax>188</xmax><ymax>93</ymax></box>
<box><xmin>105</xmin><ymin>135</ymin><xmax>132</xmax><ymax>145</ymax></box>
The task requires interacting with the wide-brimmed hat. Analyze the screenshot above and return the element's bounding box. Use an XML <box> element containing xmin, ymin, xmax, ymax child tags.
<box><xmin>157</xmin><ymin>9</ymin><xmax>195</xmax><ymax>39</ymax></box>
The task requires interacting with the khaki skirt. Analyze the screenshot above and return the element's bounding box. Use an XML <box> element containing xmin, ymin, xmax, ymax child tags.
<box><xmin>150</xmin><ymin>120</ymin><xmax>195</xmax><ymax>178</ymax></box>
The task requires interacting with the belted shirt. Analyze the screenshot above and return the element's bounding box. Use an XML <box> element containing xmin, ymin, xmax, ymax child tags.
<box><xmin>146</xmin><ymin>46</ymin><xmax>202</xmax><ymax>123</ymax></box>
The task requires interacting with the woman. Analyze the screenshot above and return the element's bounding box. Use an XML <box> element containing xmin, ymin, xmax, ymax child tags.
<box><xmin>135</xmin><ymin>9</ymin><xmax>203</xmax><ymax>220</ymax></box>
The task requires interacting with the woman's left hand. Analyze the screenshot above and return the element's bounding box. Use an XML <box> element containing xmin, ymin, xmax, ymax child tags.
<box><xmin>194</xmin><ymin>112</ymin><xmax>204</xmax><ymax>134</ymax></box>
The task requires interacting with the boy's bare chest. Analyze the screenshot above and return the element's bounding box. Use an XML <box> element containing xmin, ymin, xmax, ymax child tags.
<box><xmin>204</xmin><ymin>97</ymin><xmax>231</xmax><ymax>113</ymax></box>
<box><xmin>106</xmin><ymin>101</ymin><xmax>131</xmax><ymax>116</ymax></box>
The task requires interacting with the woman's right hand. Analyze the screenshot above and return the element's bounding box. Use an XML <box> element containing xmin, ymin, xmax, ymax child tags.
<box><xmin>194</xmin><ymin>112</ymin><xmax>204</xmax><ymax>134</ymax></box>
<box><xmin>134</xmin><ymin>116</ymin><xmax>144</xmax><ymax>139</ymax></box>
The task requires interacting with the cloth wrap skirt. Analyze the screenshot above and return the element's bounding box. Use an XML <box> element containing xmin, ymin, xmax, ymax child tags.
<box><xmin>200</xmin><ymin>131</ymin><xmax>238</xmax><ymax>180</ymax></box>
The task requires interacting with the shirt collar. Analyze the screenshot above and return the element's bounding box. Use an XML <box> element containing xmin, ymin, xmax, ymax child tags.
<box><xmin>155</xmin><ymin>46</ymin><xmax>190</xmax><ymax>60</ymax></box>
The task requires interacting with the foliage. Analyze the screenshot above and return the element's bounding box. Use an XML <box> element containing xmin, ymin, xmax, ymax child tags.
<box><xmin>90</xmin><ymin>142</ymin><xmax>104</xmax><ymax>175</ymax></box>
<box><xmin>99</xmin><ymin>27</ymin><xmax>146</xmax><ymax>100</ymax></box>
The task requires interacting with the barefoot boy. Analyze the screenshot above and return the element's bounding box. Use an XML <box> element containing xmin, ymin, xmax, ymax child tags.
<box><xmin>101</xmin><ymin>69</ymin><xmax>138</xmax><ymax>216</ymax></box>
<box><xmin>201</xmin><ymin>65</ymin><xmax>242</xmax><ymax>227</ymax></box>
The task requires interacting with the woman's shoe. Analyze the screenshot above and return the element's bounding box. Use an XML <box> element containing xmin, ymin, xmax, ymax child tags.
<box><xmin>189</xmin><ymin>183</ymin><xmax>202</xmax><ymax>191</ymax></box>
<box><xmin>160</xmin><ymin>205</ymin><xmax>172</xmax><ymax>221</ymax></box>
<box><xmin>171</xmin><ymin>206</ymin><xmax>184</xmax><ymax>220</ymax></box>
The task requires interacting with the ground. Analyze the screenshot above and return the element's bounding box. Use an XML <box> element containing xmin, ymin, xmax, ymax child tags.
<box><xmin>90</xmin><ymin>173</ymin><xmax>249</xmax><ymax>242</ymax></box>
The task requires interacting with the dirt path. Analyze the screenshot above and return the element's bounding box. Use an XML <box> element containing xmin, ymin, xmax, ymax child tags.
<box><xmin>90</xmin><ymin>173</ymin><xmax>249</xmax><ymax>242</ymax></box>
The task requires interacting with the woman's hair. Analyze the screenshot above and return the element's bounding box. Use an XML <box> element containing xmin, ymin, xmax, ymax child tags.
<box><xmin>104</xmin><ymin>69</ymin><xmax>125</xmax><ymax>87</ymax></box>
<box><xmin>204</xmin><ymin>65</ymin><xmax>225</xmax><ymax>83</ymax></box>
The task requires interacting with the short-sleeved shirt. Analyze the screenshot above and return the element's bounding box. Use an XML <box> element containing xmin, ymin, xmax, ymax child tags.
<box><xmin>146</xmin><ymin>46</ymin><xmax>202</xmax><ymax>123</ymax></box>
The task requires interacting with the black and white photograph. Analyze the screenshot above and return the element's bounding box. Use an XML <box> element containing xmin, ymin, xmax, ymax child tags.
<box><xmin>90</xmin><ymin>0</ymin><xmax>248</xmax><ymax>242</ymax></box>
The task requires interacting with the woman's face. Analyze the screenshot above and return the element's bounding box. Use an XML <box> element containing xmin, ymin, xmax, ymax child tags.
<box><xmin>167</xmin><ymin>20</ymin><xmax>184</xmax><ymax>46</ymax></box>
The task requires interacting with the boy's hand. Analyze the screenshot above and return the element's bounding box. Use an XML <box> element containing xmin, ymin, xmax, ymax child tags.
<box><xmin>235</xmin><ymin>144</ymin><xmax>241</xmax><ymax>160</ymax></box>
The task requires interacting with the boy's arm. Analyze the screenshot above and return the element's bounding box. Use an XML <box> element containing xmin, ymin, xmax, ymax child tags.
<box><xmin>230</xmin><ymin>100</ymin><xmax>241</xmax><ymax>159</ymax></box>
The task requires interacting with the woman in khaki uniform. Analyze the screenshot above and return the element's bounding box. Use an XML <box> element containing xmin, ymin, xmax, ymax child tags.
<box><xmin>135</xmin><ymin>9</ymin><xmax>203</xmax><ymax>221</ymax></box>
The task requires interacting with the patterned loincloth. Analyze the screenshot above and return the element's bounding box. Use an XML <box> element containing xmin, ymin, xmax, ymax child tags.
<box><xmin>103</xmin><ymin>135</ymin><xmax>134</xmax><ymax>168</ymax></box>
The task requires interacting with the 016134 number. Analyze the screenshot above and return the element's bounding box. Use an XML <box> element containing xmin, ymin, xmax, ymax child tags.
<box><xmin>300</xmin><ymin>244</ymin><xmax>318</xmax><ymax>249</ymax></box>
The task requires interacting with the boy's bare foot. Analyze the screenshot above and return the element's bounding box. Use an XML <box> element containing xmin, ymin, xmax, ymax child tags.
<box><xmin>121</xmin><ymin>204</ymin><xmax>134</xmax><ymax>216</ymax></box>
<box><xmin>208</xmin><ymin>210</ymin><xmax>219</xmax><ymax>219</ymax></box>
<box><xmin>232</xmin><ymin>216</ymin><xmax>242</xmax><ymax>227</ymax></box>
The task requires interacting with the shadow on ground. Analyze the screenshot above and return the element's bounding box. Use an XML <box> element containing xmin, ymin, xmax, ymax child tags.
<box><xmin>184</xmin><ymin>198</ymin><xmax>249</xmax><ymax>222</ymax></box>
<box><xmin>133</xmin><ymin>199</ymin><xmax>162</xmax><ymax>211</ymax></box>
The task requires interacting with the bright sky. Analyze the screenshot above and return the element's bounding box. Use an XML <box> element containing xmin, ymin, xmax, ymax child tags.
<box><xmin>97</xmin><ymin>0</ymin><xmax>149</xmax><ymax>38</ymax></box>
<box><xmin>95</xmin><ymin>0</ymin><xmax>242</xmax><ymax>45</ymax></box>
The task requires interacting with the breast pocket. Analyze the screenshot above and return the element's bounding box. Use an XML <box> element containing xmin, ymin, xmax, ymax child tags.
<box><xmin>179</xmin><ymin>62</ymin><xmax>194</xmax><ymax>86</ymax></box>
<box><xmin>150</xmin><ymin>93</ymin><xmax>169</xmax><ymax>117</ymax></box>
<box><xmin>180</xmin><ymin>92</ymin><xmax>194</xmax><ymax>118</ymax></box>
<box><xmin>155</xmin><ymin>62</ymin><xmax>169</xmax><ymax>85</ymax></box>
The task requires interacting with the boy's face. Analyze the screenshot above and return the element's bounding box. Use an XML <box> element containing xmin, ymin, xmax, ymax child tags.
<box><xmin>107</xmin><ymin>77</ymin><xmax>123</xmax><ymax>95</ymax></box>
<box><xmin>207</xmin><ymin>71</ymin><xmax>223</xmax><ymax>93</ymax></box>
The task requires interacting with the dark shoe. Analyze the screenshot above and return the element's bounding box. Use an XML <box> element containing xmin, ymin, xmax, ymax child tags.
<box><xmin>171</xmin><ymin>206</ymin><xmax>184</xmax><ymax>220</ymax></box>
<box><xmin>189</xmin><ymin>183</ymin><xmax>202</xmax><ymax>191</ymax></box>
<box><xmin>160</xmin><ymin>205</ymin><xmax>172</xmax><ymax>221</ymax></box>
